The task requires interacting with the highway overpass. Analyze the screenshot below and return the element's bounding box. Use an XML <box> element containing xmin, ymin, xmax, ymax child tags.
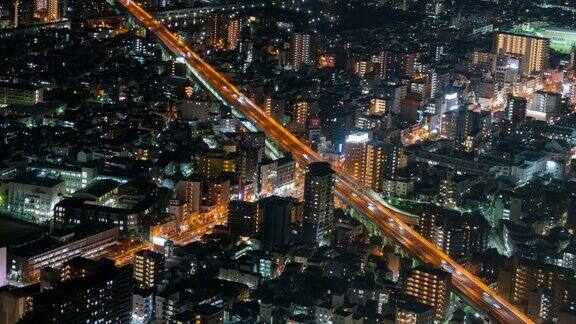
<box><xmin>115</xmin><ymin>0</ymin><xmax>533</xmax><ymax>322</ymax></box>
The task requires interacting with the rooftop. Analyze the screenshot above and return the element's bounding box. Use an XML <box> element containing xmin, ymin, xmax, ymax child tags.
<box><xmin>0</xmin><ymin>82</ymin><xmax>42</xmax><ymax>91</ymax></box>
<box><xmin>9</xmin><ymin>171</ymin><xmax>64</xmax><ymax>188</ymax></box>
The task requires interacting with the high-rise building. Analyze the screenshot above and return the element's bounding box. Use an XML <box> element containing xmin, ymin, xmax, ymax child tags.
<box><xmin>13</xmin><ymin>0</ymin><xmax>34</xmax><ymax>26</ymax></box>
<box><xmin>292</xmin><ymin>100</ymin><xmax>309</xmax><ymax>133</ymax></box>
<box><xmin>226</xmin><ymin>19</ymin><xmax>242</xmax><ymax>50</ymax></box>
<box><xmin>207</xmin><ymin>13</ymin><xmax>226</xmax><ymax>48</ymax></box>
<box><xmin>239</xmin><ymin>146</ymin><xmax>264</xmax><ymax>184</ymax></box>
<box><xmin>530</xmin><ymin>90</ymin><xmax>561</xmax><ymax>121</ymax></box>
<box><xmin>418</xmin><ymin>205</ymin><xmax>489</xmax><ymax>262</ymax></box>
<box><xmin>527</xmin><ymin>289</ymin><xmax>553</xmax><ymax>322</ymax></box>
<box><xmin>0</xmin><ymin>284</ymin><xmax>40</xmax><ymax>324</ymax></box>
<box><xmin>378</xmin><ymin>50</ymin><xmax>422</xmax><ymax>80</ymax></box>
<box><xmin>207</xmin><ymin>13</ymin><xmax>241</xmax><ymax>50</ymax></box>
<box><xmin>199</xmin><ymin>152</ymin><xmax>236</xmax><ymax>179</ymax></box>
<box><xmin>493</xmin><ymin>32</ymin><xmax>550</xmax><ymax>75</ymax></box>
<box><xmin>344</xmin><ymin>132</ymin><xmax>403</xmax><ymax>192</ymax></box>
<box><xmin>369</xmin><ymin>97</ymin><xmax>388</xmax><ymax>116</ymax></box>
<box><xmin>425</xmin><ymin>0</ymin><xmax>444</xmax><ymax>18</ymax></box>
<box><xmin>260</xmin><ymin>195</ymin><xmax>294</xmax><ymax>249</ymax></box>
<box><xmin>203</xmin><ymin>178</ymin><xmax>230</xmax><ymax>211</ymax></box>
<box><xmin>499</xmin><ymin>256</ymin><xmax>576</xmax><ymax>318</ymax></box>
<box><xmin>263</xmin><ymin>96</ymin><xmax>286</xmax><ymax>124</ymax></box>
<box><xmin>134</xmin><ymin>249</ymin><xmax>165</xmax><ymax>289</ymax></box>
<box><xmin>227</xmin><ymin>200</ymin><xmax>259</xmax><ymax>238</ymax></box>
<box><xmin>405</xmin><ymin>265</ymin><xmax>451</xmax><ymax>322</ymax></box>
<box><xmin>303</xmin><ymin>162</ymin><xmax>335</xmax><ymax>245</ymax></box>
<box><xmin>506</xmin><ymin>95</ymin><xmax>527</xmax><ymax>123</ymax></box>
<box><xmin>132</xmin><ymin>288</ymin><xmax>154</xmax><ymax>324</ymax></box>
<box><xmin>289</xmin><ymin>33</ymin><xmax>318</xmax><ymax>71</ymax></box>
<box><xmin>443</xmin><ymin>107</ymin><xmax>491</xmax><ymax>152</ymax></box>
<box><xmin>46</xmin><ymin>0</ymin><xmax>59</xmax><ymax>21</ymax></box>
<box><xmin>25</xmin><ymin>258</ymin><xmax>132</xmax><ymax>323</ymax></box>
<box><xmin>7</xmin><ymin>172</ymin><xmax>66</xmax><ymax>222</ymax></box>
<box><xmin>344</xmin><ymin>132</ymin><xmax>371</xmax><ymax>184</ymax></box>
<box><xmin>177</xmin><ymin>179</ymin><xmax>202</xmax><ymax>215</ymax></box>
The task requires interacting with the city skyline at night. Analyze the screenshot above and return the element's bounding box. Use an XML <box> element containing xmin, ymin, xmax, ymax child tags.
<box><xmin>1</xmin><ymin>0</ymin><xmax>576</xmax><ymax>323</ymax></box>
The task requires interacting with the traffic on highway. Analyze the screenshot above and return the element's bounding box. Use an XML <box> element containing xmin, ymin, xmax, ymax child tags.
<box><xmin>115</xmin><ymin>0</ymin><xmax>533</xmax><ymax>322</ymax></box>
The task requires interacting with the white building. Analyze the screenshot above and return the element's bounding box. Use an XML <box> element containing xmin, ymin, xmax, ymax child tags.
<box><xmin>530</xmin><ymin>91</ymin><xmax>561</xmax><ymax>121</ymax></box>
<box><xmin>7</xmin><ymin>172</ymin><xmax>66</xmax><ymax>222</ymax></box>
<box><xmin>132</xmin><ymin>289</ymin><xmax>154</xmax><ymax>324</ymax></box>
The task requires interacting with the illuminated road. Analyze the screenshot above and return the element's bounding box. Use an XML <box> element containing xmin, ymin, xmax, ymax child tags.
<box><xmin>170</xmin><ymin>216</ymin><xmax>226</xmax><ymax>246</ymax></box>
<box><xmin>109</xmin><ymin>217</ymin><xmax>226</xmax><ymax>266</ymax></box>
<box><xmin>116</xmin><ymin>1</ymin><xmax>532</xmax><ymax>322</ymax></box>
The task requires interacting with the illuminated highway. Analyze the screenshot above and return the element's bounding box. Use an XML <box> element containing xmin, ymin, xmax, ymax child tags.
<box><xmin>116</xmin><ymin>0</ymin><xmax>533</xmax><ymax>322</ymax></box>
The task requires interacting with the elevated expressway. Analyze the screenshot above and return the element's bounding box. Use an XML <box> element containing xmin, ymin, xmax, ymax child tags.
<box><xmin>116</xmin><ymin>0</ymin><xmax>533</xmax><ymax>322</ymax></box>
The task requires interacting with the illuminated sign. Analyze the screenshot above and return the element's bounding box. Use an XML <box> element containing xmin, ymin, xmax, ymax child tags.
<box><xmin>152</xmin><ymin>236</ymin><xmax>167</xmax><ymax>246</ymax></box>
<box><xmin>445</xmin><ymin>92</ymin><xmax>458</xmax><ymax>100</ymax></box>
<box><xmin>346</xmin><ymin>132</ymin><xmax>370</xmax><ymax>143</ymax></box>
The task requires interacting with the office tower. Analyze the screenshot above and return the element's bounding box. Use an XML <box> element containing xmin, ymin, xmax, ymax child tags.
<box><xmin>258</xmin><ymin>155</ymin><xmax>296</xmax><ymax>197</ymax></box>
<box><xmin>289</xmin><ymin>33</ymin><xmax>318</xmax><ymax>71</ymax></box>
<box><xmin>227</xmin><ymin>200</ymin><xmax>258</xmax><ymax>238</ymax></box>
<box><xmin>492</xmin><ymin>32</ymin><xmax>550</xmax><ymax>75</ymax></box>
<box><xmin>226</xmin><ymin>19</ymin><xmax>242</xmax><ymax>50</ymax></box>
<box><xmin>344</xmin><ymin>132</ymin><xmax>371</xmax><ymax>185</ymax></box>
<box><xmin>26</xmin><ymin>258</ymin><xmax>132</xmax><ymax>323</ymax></box>
<box><xmin>260</xmin><ymin>195</ymin><xmax>294</xmax><ymax>249</ymax></box>
<box><xmin>405</xmin><ymin>265</ymin><xmax>451</xmax><ymax>322</ymax></box>
<box><xmin>499</xmin><ymin>257</ymin><xmax>576</xmax><ymax>318</ymax></box>
<box><xmin>134</xmin><ymin>249</ymin><xmax>165</xmax><ymax>289</ymax></box>
<box><xmin>380</xmin><ymin>50</ymin><xmax>404</xmax><ymax>80</ymax></box>
<box><xmin>530</xmin><ymin>90</ymin><xmax>561</xmax><ymax>121</ymax></box>
<box><xmin>440</xmin><ymin>109</ymin><xmax>460</xmax><ymax>141</ymax></box>
<box><xmin>506</xmin><ymin>95</ymin><xmax>527</xmax><ymax>123</ymax></box>
<box><xmin>303</xmin><ymin>162</ymin><xmax>335</xmax><ymax>246</ymax></box>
